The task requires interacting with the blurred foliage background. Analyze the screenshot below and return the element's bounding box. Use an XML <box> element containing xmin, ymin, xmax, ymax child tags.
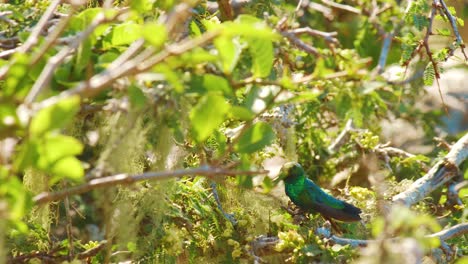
<box><xmin>0</xmin><ymin>0</ymin><xmax>467</xmax><ymax>263</ymax></box>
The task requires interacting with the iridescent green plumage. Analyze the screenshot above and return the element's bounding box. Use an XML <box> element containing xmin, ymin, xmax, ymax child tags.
<box><xmin>280</xmin><ymin>162</ymin><xmax>361</xmax><ymax>222</ymax></box>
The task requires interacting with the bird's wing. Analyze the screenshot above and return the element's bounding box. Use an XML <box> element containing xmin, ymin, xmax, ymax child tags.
<box><xmin>305</xmin><ymin>179</ymin><xmax>362</xmax><ymax>222</ymax></box>
<box><xmin>305</xmin><ymin>179</ymin><xmax>344</xmax><ymax>209</ymax></box>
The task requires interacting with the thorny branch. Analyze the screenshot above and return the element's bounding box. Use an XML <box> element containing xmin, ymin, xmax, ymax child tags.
<box><xmin>33</xmin><ymin>166</ymin><xmax>269</xmax><ymax>204</ymax></box>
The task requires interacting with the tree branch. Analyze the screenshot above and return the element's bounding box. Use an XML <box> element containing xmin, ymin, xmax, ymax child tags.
<box><xmin>24</xmin><ymin>8</ymin><xmax>127</xmax><ymax>104</ymax></box>
<box><xmin>438</xmin><ymin>0</ymin><xmax>468</xmax><ymax>60</ymax></box>
<box><xmin>33</xmin><ymin>166</ymin><xmax>269</xmax><ymax>204</ymax></box>
<box><xmin>31</xmin><ymin>29</ymin><xmax>220</xmax><ymax>113</ymax></box>
<box><xmin>392</xmin><ymin>132</ymin><xmax>468</xmax><ymax>206</ymax></box>
<box><xmin>321</xmin><ymin>0</ymin><xmax>361</xmax><ymax>14</ymax></box>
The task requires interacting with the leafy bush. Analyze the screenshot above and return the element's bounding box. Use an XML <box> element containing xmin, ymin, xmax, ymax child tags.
<box><xmin>0</xmin><ymin>0</ymin><xmax>467</xmax><ymax>263</ymax></box>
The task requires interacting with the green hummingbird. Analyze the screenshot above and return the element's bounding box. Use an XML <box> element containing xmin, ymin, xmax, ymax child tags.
<box><xmin>279</xmin><ymin>162</ymin><xmax>361</xmax><ymax>222</ymax></box>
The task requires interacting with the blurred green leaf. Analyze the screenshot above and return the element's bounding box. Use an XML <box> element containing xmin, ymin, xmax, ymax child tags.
<box><xmin>130</xmin><ymin>0</ymin><xmax>153</xmax><ymax>12</ymax></box>
<box><xmin>36</xmin><ymin>134</ymin><xmax>83</xmax><ymax>170</ymax></box>
<box><xmin>128</xmin><ymin>85</ymin><xmax>147</xmax><ymax>109</ymax></box>
<box><xmin>190</xmin><ymin>94</ymin><xmax>230</xmax><ymax>142</ymax></box>
<box><xmin>230</xmin><ymin>106</ymin><xmax>254</xmax><ymax>121</ymax></box>
<box><xmin>30</xmin><ymin>96</ymin><xmax>81</xmax><ymax>137</ymax></box>
<box><xmin>104</xmin><ymin>22</ymin><xmax>142</xmax><ymax>48</ymax></box>
<box><xmin>214</xmin><ymin>36</ymin><xmax>242</xmax><ymax>74</ymax></box>
<box><xmin>49</xmin><ymin>156</ymin><xmax>84</xmax><ymax>184</ymax></box>
<box><xmin>235</xmin><ymin>122</ymin><xmax>275</xmax><ymax>153</ymax></box>
<box><xmin>143</xmin><ymin>23</ymin><xmax>167</xmax><ymax>48</ymax></box>
<box><xmin>248</xmin><ymin>37</ymin><xmax>273</xmax><ymax>78</ymax></box>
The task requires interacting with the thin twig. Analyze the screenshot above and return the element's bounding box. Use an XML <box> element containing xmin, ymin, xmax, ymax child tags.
<box><xmin>321</xmin><ymin>0</ymin><xmax>361</xmax><ymax>14</ymax></box>
<box><xmin>376</xmin><ymin>32</ymin><xmax>394</xmax><ymax>74</ymax></box>
<box><xmin>373</xmin><ymin>143</ymin><xmax>430</xmax><ymax>171</ymax></box>
<box><xmin>280</xmin><ymin>30</ymin><xmax>319</xmax><ymax>56</ymax></box>
<box><xmin>29</xmin><ymin>6</ymin><xmax>76</xmax><ymax>66</ymax></box>
<box><xmin>288</xmin><ymin>28</ymin><xmax>338</xmax><ymax>44</ymax></box>
<box><xmin>19</xmin><ymin>0</ymin><xmax>62</xmax><ymax>54</ymax></box>
<box><xmin>328</xmin><ymin>119</ymin><xmax>354</xmax><ymax>154</ymax></box>
<box><xmin>63</xmin><ymin>185</ymin><xmax>74</xmax><ymax>260</ymax></box>
<box><xmin>438</xmin><ymin>0</ymin><xmax>468</xmax><ymax>60</ymax></box>
<box><xmin>33</xmin><ymin>166</ymin><xmax>269</xmax><ymax>204</ymax></box>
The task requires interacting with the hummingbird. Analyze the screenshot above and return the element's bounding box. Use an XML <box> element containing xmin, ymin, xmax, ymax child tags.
<box><xmin>279</xmin><ymin>162</ymin><xmax>362</xmax><ymax>222</ymax></box>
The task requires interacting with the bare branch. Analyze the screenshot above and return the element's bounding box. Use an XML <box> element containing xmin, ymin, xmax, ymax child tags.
<box><xmin>321</xmin><ymin>0</ymin><xmax>361</xmax><ymax>14</ymax></box>
<box><xmin>376</xmin><ymin>32</ymin><xmax>394</xmax><ymax>74</ymax></box>
<box><xmin>328</xmin><ymin>119</ymin><xmax>354</xmax><ymax>154</ymax></box>
<box><xmin>392</xmin><ymin>132</ymin><xmax>468</xmax><ymax>206</ymax></box>
<box><xmin>33</xmin><ymin>166</ymin><xmax>269</xmax><ymax>204</ymax></box>
<box><xmin>427</xmin><ymin>223</ymin><xmax>468</xmax><ymax>241</ymax></box>
<box><xmin>373</xmin><ymin>144</ymin><xmax>430</xmax><ymax>171</ymax></box>
<box><xmin>288</xmin><ymin>28</ymin><xmax>338</xmax><ymax>44</ymax></box>
<box><xmin>19</xmin><ymin>0</ymin><xmax>62</xmax><ymax>54</ymax></box>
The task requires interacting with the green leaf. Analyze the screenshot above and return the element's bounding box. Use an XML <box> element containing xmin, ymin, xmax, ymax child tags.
<box><xmin>235</xmin><ymin>122</ymin><xmax>275</xmax><ymax>153</ymax></box>
<box><xmin>130</xmin><ymin>0</ymin><xmax>153</xmax><ymax>12</ymax></box>
<box><xmin>190</xmin><ymin>94</ymin><xmax>230</xmax><ymax>142</ymax></box>
<box><xmin>143</xmin><ymin>23</ymin><xmax>167</xmax><ymax>48</ymax></box>
<box><xmin>202</xmin><ymin>74</ymin><xmax>233</xmax><ymax>97</ymax></box>
<box><xmin>49</xmin><ymin>156</ymin><xmax>84</xmax><ymax>184</ymax></box>
<box><xmin>4</xmin><ymin>53</ymin><xmax>30</xmax><ymax>99</ymax></box>
<box><xmin>36</xmin><ymin>134</ymin><xmax>84</xmax><ymax>170</ymax></box>
<box><xmin>214</xmin><ymin>36</ymin><xmax>242</xmax><ymax>74</ymax></box>
<box><xmin>104</xmin><ymin>23</ymin><xmax>142</xmax><ymax>47</ymax></box>
<box><xmin>423</xmin><ymin>63</ymin><xmax>435</xmax><ymax>86</ymax></box>
<box><xmin>128</xmin><ymin>85</ymin><xmax>147</xmax><ymax>109</ymax></box>
<box><xmin>436</xmin><ymin>28</ymin><xmax>451</xmax><ymax>37</ymax></box>
<box><xmin>30</xmin><ymin>96</ymin><xmax>81</xmax><ymax>137</ymax></box>
<box><xmin>74</xmin><ymin>38</ymin><xmax>92</xmax><ymax>76</ymax></box>
<box><xmin>14</xmin><ymin>141</ymin><xmax>39</xmax><ymax>173</ymax></box>
<box><xmin>248</xmin><ymin>37</ymin><xmax>273</xmax><ymax>78</ymax></box>
<box><xmin>230</xmin><ymin>106</ymin><xmax>254</xmax><ymax>121</ymax></box>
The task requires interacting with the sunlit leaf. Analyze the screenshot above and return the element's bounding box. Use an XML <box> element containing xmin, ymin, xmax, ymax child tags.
<box><xmin>30</xmin><ymin>96</ymin><xmax>81</xmax><ymax>137</ymax></box>
<box><xmin>248</xmin><ymin>37</ymin><xmax>273</xmax><ymax>78</ymax></box>
<box><xmin>49</xmin><ymin>156</ymin><xmax>84</xmax><ymax>183</ymax></box>
<box><xmin>143</xmin><ymin>23</ymin><xmax>167</xmax><ymax>48</ymax></box>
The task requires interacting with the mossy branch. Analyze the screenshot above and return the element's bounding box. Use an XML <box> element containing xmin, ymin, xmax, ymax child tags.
<box><xmin>33</xmin><ymin>166</ymin><xmax>269</xmax><ymax>204</ymax></box>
